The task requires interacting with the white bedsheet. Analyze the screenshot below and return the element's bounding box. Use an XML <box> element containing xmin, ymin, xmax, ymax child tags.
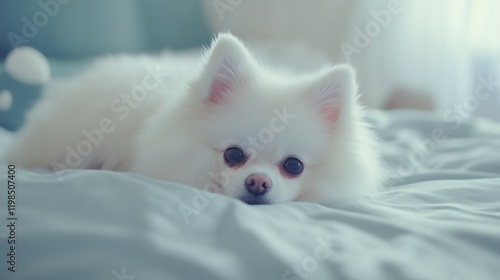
<box><xmin>1</xmin><ymin>110</ymin><xmax>499</xmax><ymax>280</ymax></box>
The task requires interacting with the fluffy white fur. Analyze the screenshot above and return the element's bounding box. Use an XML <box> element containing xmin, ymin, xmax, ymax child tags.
<box><xmin>7</xmin><ymin>33</ymin><xmax>384</xmax><ymax>204</ymax></box>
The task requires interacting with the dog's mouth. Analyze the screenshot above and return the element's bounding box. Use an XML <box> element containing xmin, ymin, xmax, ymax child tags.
<box><xmin>239</xmin><ymin>195</ymin><xmax>272</xmax><ymax>205</ymax></box>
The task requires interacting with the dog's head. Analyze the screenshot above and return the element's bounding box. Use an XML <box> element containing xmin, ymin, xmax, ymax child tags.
<box><xmin>135</xmin><ymin>33</ymin><xmax>383</xmax><ymax>204</ymax></box>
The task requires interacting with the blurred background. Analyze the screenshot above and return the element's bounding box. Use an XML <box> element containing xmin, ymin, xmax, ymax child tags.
<box><xmin>1</xmin><ymin>0</ymin><xmax>499</xmax><ymax>130</ymax></box>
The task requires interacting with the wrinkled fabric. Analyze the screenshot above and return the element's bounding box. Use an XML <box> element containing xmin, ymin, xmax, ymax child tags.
<box><xmin>1</xmin><ymin>110</ymin><xmax>499</xmax><ymax>280</ymax></box>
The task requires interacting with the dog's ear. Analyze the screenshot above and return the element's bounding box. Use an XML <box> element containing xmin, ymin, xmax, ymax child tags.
<box><xmin>307</xmin><ymin>64</ymin><xmax>357</xmax><ymax>124</ymax></box>
<box><xmin>200</xmin><ymin>33</ymin><xmax>254</xmax><ymax>104</ymax></box>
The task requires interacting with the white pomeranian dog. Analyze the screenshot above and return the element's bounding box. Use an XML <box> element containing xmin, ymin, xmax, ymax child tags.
<box><xmin>8</xmin><ymin>33</ymin><xmax>384</xmax><ymax>204</ymax></box>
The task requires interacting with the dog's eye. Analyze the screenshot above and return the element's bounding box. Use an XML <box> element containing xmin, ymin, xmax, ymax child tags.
<box><xmin>283</xmin><ymin>157</ymin><xmax>304</xmax><ymax>176</ymax></box>
<box><xmin>224</xmin><ymin>147</ymin><xmax>244</xmax><ymax>166</ymax></box>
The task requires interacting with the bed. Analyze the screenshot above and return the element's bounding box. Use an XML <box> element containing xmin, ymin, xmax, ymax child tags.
<box><xmin>1</xmin><ymin>108</ymin><xmax>499</xmax><ymax>280</ymax></box>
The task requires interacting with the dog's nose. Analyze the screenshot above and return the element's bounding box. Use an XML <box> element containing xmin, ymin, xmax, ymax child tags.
<box><xmin>245</xmin><ymin>173</ymin><xmax>272</xmax><ymax>196</ymax></box>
